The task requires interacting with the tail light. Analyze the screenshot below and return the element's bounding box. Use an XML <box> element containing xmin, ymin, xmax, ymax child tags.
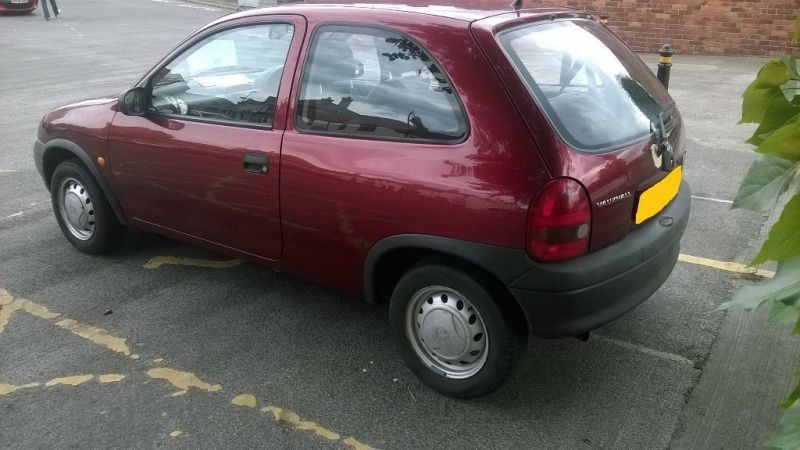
<box><xmin>527</xmin><ymin>178</ymin><xmax>591</xmax><ymax>261</ymax></box>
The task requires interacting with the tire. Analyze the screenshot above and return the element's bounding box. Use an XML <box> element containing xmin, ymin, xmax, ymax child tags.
<box><xmin>390</xmin><ymin>262</ymin><xmax>523</xmax><ymax>398</ymax></box>
<box><xmin>50</xmin><ymin>159</ymin><xmax>125</xmax><ymax>254</ymax></box>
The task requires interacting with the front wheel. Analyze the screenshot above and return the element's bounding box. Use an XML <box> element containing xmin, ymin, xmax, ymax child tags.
<box><xmin>390</xmin><ymin>263</ymin><xmax>523</xmax><ymax>398</ymax></box>
<box><xmin>50</xmin><ymin>159</ymin><xmax>126</xmax><ymax>254</ymax></box>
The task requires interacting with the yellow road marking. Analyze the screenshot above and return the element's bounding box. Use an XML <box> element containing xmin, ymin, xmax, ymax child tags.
<box><xmin>1</xmin><ymin>373</ymin><xmax>127</xmax><ymax>397</ymax></box>
<box><xmin>143</xmin><ymin>256</ymin><xmax>243</xmax><ymax>270</ymax></box>
<box><xmin>678</xmin><ymin>253</ymin><xmax>775</xmax><ymax>278</ymax></box>
<box><xmin>46</xmin><ymin>375</ymin><xmax>95</xmax><ymax>387</ymax></box>
<box><xmin>1</xmin><ymin>287</ymin><xmax>374</xmax><ymax>449</ymax></box>
<box><xmin>232</xmin><ymin>393</ymin><xmax>257</xmax><ymax>408</ymax></box>
<box><xmin>0</xmin><ymin>289</ymin><xmax>12</xmax><ymax>305</ymax></box>
<box><xmin>0</xmin><ymin>382</ymin><xmax>40</xmax><ymax>396</ymax></box>
<box><xmin>0</xmin><ymin>290</ymin><xmax>135</xmax><ymax>361</ymax></box>
<box><xmin>55</xmin><ymin>318</ymin><xmax>137</xmax><ymax>359</ymax></box>
<box><xmin>0</xmin><ymin>300</ymin><xmax>24</xmax><ymax>333</ymax></box>
<box><xmin>98</xmin><ymin>374</ymin><xmax>126</xmax><ymax>383</ymax></box>
<box><xmin>262</xmin><ymin>406</ymin><xmax>342</xmax><ymax>441</ymax></box>
<box><xmin>19</xmin><ymin>300</ymin><xmax>61</xmax><ymax>320</ymax></box>
<box><xmin>0</xmin><ymin>294</ymin><xmax>60</xmax><ymax>333</ymax></box>
<box><xmin>232</xmin><ymin>395</ymin><xmax>374</xmax><ymax>449</ymax></box>
<box><xmin>146</xmin><ymin>367</ymin><xmax>222</xmax><ymax>395</ymax></box>
<box><xmin>343</xmin><ymin>437</ymin><xmax>373</xmax><ymax>450</ymax></box>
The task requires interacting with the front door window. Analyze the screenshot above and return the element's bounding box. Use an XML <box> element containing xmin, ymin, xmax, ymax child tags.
<box><xmin>150</xmin><ymin>23</ymin><xmax>294</xmax><ymax>127</ymax></box>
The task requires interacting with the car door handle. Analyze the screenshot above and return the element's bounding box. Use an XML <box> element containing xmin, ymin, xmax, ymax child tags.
<box><xmin>242</xmin><ymin>153</ymin><xmax>270</xmax><ymax>174</ymax></box>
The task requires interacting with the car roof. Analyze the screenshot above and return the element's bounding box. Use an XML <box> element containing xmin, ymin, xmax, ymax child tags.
<box><xmin>233</xmin><ymin>3</ymin><xmax>577</xmax><ymax>23</ymax></box>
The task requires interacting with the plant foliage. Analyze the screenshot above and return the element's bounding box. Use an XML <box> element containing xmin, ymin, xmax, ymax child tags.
<box><xmin>727</xmin><ymin>19</ymin><xmax>800</xmax><ymax>449</ymax></box>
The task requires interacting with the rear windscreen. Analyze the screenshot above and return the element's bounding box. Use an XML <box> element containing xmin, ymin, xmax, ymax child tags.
<box><xmin>499</xmin><ymin>20</ymin><xmax>673</xmax><ymax>152</ymax></box>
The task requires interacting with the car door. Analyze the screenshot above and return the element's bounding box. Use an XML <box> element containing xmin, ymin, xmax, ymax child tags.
<box><xmin>108</xmin><ymin>16</ymin><xmax>306</xmax><ymax>260</ymax></box>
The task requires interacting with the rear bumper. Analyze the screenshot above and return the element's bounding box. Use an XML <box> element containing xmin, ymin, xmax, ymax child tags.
<box><xmin>510</xmin><ymin>181</ymin><xmax>691</xmax><ymax>338</ymax></box>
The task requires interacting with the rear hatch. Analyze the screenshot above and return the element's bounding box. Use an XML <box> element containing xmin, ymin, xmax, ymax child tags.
<box><xmin>475</xmin><ymin>14</ymin><xmax>685</xmax><ymax>250</ymax></box>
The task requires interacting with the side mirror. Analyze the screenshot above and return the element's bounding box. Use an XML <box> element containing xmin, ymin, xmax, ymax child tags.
<box><xmin>118</xmin><ymin>87</ymin><xmax>146</xmax><ymax>116</ymax></box>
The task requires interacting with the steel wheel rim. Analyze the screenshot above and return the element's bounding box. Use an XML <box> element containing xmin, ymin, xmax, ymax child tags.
<box><xmin>58</xmin><ymin>177</ymin><xmax>95</xmax><ymax>241</ymax></box>
<box><xmin>405</xmin><ymin>286</ymin><xmax>489</xmax><ymax>379</ymax></box>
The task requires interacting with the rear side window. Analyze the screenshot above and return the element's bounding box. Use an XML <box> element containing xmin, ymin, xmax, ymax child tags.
<box><xmin>499</xmin><ymin>20</ymin><xmax>673</xmax><ymax>151</ymax></box>
<box><xmin>296</xmin><ymin>25</ymin><xmax>467</xmax><ymax>142</ymax></box>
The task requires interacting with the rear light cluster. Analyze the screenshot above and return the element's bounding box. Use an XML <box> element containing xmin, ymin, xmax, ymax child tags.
<box><xmin>527</xmin><ymin>178</ymin><xmax>592</xmax><ymax>262</ymax></box>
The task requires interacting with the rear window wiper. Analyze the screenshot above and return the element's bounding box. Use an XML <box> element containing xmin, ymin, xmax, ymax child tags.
<box><xmin>651</xmin><ymin>111</ymin><xmax>675</xmax><ymax>172</ymax></box>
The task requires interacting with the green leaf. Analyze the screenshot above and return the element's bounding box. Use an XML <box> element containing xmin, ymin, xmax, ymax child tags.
<box><xmin>784</xmin><ymin>381</ymin><xmax>800</xmax><ymax>410</ymax></box>
<box><xmin>769</xmin><ymin>299</ymin><xmax>800</xmax><ymax>324</ymax></box>
<box><xmin>765</xmin><ymin>400</ymin><xmax>800</xmax><ymax>450</ymax></box>
<box><xmin>761</xmin><ymin>59</ymin><xmax>793</xmax><ymax>86</ymax></box>
<box><xmin>752</xmin><ymin>195</ymin><xmax>800</xmax><ymax>264</ymax></box>
<box><xmin>720</xmin><ymin>257</ymin><xmax>800</xmax><ymax>311</ymax></box>
<box><xmin>794</xmin><ymin>315</ymin><xmax>800</xmax><ymax>335</ymax></box>
<box><xmin>742</xmin><ymin>86</ymin><xmax>784</xmax><ymax>125</ymax></box>
<box><xmin>731</xmin><ymin>156</ymin><xmax>798</xmax><ymax>211</ymax></box>
<box><xmin>742</xmin><ymin>59</ymin><xmax>791</xmax><ymax>123</ymax></box>
<box><xmin>756</xmin><ymin>115</ymin><xmax>800</xmax><ymax>161</ymax></box>
<box><xmin>781</xmin><ymin>56</ymin><xmax>800</xmax><ymax>80</ymax></box>
<box><xmin>747</xmin><ymin>100</ymin><xmax>800</xmax><ymax>146</ymax></box>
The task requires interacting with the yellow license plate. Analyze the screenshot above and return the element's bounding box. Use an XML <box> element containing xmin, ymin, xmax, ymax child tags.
<box><xmin>635</xmin><ymin>165</ymin><xmax>682</xmax><ymax>224</ymax></box>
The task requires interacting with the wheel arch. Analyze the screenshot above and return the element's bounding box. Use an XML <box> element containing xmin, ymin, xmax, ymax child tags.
<box><xmin>39</xmin><ymin>139</ymin><xmax>128</xmax><ymax>226</ymax></box>
<box><xmin>364</xmin><ymin>234</ymin><xmax>533</xmax><ymax>333</ymax></box>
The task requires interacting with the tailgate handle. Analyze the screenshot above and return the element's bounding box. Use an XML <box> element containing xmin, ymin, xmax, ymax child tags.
<box><xmin>243</xmin><ymin>153</ymin><xmax>270</xmax><ymax>174</ymax></box>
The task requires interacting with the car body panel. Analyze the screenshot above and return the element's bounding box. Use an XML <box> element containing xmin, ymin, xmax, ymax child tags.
<box><xmin>106</xmin><ymin>14</ymin><xmax>308</xmax><ymax>260</ymax></box>
<box><xmin>277</xmin><ymin>8</ymin><xmax>548</xmax><ymax>295</ymax></box>
<box><xmin>37</xmin><ymin>97</ymin><xmax>120</xmax><ymax>192</ymax></box>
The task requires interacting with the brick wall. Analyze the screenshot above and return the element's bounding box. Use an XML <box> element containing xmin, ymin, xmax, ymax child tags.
<box><xmin>303</xmin><ymin>0</ymin><xmax>799</xmax><ymax>56</ymax></box>
<box><xmin>537</xmin><ymin>0</ymin><xmax>800</xmax><ymax>56</ymax></box>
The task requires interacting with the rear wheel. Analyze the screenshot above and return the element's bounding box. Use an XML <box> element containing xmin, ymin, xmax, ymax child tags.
<box><xmin>390</xmin><ymin>262</ymin><xmax>523</xmax><ymax>398</ymax></box>
<box><xmin>50</xmin><ymin>159</ymin><xmax>125</xmax><ymax>254</ymax></box>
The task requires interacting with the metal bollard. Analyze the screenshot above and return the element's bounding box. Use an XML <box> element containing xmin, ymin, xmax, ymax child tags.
<box><xmin>599</xmin><ymin>12</ymin><xmax>609</xmax><ymax>26</ymax></box>
<box><xmin>657</xmin><ymin>44</ymin><xmax>673</xmax><ymax>90</ymax></box>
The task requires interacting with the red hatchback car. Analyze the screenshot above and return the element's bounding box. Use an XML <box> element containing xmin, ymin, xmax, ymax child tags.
<box><xmin>0</xmin><ymin>0</ymin><xmax>38</xmax><ymax>13</ymax></box>
<box><xmin>34</xmin><ymin>4</ymin><xmax>689</xmax><ymax>397</ymax></box>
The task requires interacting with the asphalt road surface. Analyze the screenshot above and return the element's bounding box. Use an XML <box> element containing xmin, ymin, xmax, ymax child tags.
<box><xmin>1</xmin><ymin>1</ymin><xmax>798</xmax><ymax>449</ymax></box>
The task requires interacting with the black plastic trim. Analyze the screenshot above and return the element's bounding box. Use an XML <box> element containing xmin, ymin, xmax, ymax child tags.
<box><xmin>513</xmin><ymin>238</ymin><xmax>681</xmax><ymax>338</ymax></box>
<box><xmin>34</xmin><ymin>138</ymin><xmax>128</xmax><ymax>226</ymax></box>
<box><xmin>363</xmin><ymin>234</ymin><xmax>533</xmax><ymax>304</ymax></box>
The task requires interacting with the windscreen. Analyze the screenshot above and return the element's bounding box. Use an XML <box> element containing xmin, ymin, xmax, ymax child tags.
<box><xmin>499</xmin><ymin>20</ymin><xmax>673</xmax><ymax>152</ymax></box>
